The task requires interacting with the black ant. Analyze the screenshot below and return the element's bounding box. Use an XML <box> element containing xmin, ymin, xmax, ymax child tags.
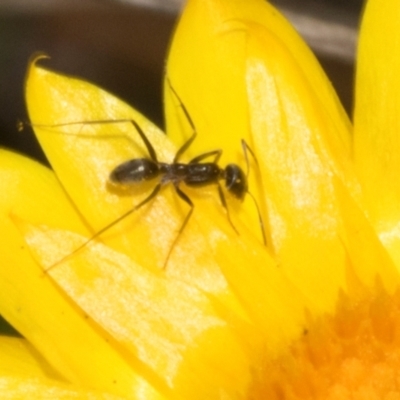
<box><xmin>28</xmin><ymin>83</ymin><xmax>267</xmax><ymax>271</ymax></box>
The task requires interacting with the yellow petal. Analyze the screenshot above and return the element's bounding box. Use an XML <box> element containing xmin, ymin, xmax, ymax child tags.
<box><xmin>353</xmin><ymin>0</ymin><xmax>400</xmax><ymax>269</ymax></box>
<box><xmin>166</xmin><ymin>0</ymin><xmax>399</xmax><ymax>313</ymax></box>
<box><xmin>0</xmin><ymin>336</ymin><xmax>126</xmax><ymax>399</ymax></box>
<box><xmin>0</xmin><ymin>379</ymin><xmax>123</xmax><ymax>400</ymax></box>
<box><xmin>22</xmin><ymin>59</ymin><xmax>317</xmax><ymax>397</ymax></box>
<box><xmin>167</xmin><ymin>0</ymin><xmax>344</xmax><ymax>311</ymax></box>
<box><xmin>21</xmin><ymin>223</ymin><xmax>256</xmax><ymax>399</ymax></box>
<box><xmin>25</xmin><ymin>57</ymin><xmax>175</xmax><ymax>271</ymax></box>
<box><xmin>25</xmin><ymin>57</ymin><xmax>278</xmax><ymax>325</ymax></box>
<box><xmin>244</xmin><ymin>22</ymin><xmax>391</xmax><ymax>310</ymax></box>
<box><xmin>166</xmin><ymin>0</ymin><xmax>351</xmax><ymax>167</ymax></box>
<box><xmin>0</xmin><ymin>336</ymin><xmax>60</xmax><ymax>380</ymax></box>
<box><xmin>165</xmin><ymin>0</ymin><xmax>353</xmax><ymax>257</ymax></box>
<box><xmin>0</xmin><ymin>149</ymin><xmax>163</xmax><ymax>398</ymax></box>
<box><xmin>18</xmin><ymin>199</ymin><xmax>319</xmax><ymax>398</ymax></box>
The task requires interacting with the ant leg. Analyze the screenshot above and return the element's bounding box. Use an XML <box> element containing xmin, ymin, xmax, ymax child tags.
<box><xmin>166</xmin><ymin>78</ymin><xmax>199</xmax><ymax>163</ymax></box>
<box><xmin>217</xmin><ymin>183</ymin><xmax>239</xmax><ymax>235</ymax></box>
<box><xmin>20</xmin><ymin>118</ymin><xmax>139</xmax><ymax>133</ymax></box>
<box><xmin>44</xmin><ymin>183</ymin><xmax>162</xmax><ymax>273</ymax></box>
<box><xmin>129</xmin><ymin>120</ymin><xmax>158</xmax><ymax>163</ymax></box>
<box><xmin>189</xmin><ymin>149</ymin><xmax>222</xmax><ymax>164</ymax></box>
<box><xmin>20</xmin><ymin>118</ymin><xmax>159</xmax><ymax>163</ymax></box>
<box><xmin>240</xmin><ymin>140</ymin><xmax>267</xmax><ymax>246</ymax></box>
<box><xmin>163</xmin><ymin>185</ymin><xmax>194</xmax><ymax>269</ymax></box>
<box><xmin>166</xmin><ymin>77</ymin><xmax>196</xmax><ymax>133</ymax></box>
<box><xmin>173</xmin><ymin>131</ymin><xmax>197</xmax><ymax>163</ymax></box>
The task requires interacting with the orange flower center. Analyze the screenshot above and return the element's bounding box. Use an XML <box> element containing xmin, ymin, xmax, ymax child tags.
<box><xmin>250</xmin><ymin>283</ymin><xmax>400</xmax><ymax>399</ymax></box>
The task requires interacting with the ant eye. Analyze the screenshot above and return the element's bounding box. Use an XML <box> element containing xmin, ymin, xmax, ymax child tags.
<box><xmin>224</xmin><ymin>164</ymin><xmax>247</xmax><ymax>200</ymax></box>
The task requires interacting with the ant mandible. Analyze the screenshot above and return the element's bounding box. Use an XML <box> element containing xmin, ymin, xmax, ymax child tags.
<box><xmin>43</xmin><ymin>81</ymin><xmax>267</xmax><ymax>271</ymax></box>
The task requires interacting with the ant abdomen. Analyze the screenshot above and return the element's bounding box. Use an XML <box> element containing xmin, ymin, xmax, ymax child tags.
<box><xmin>224</xmin><ymin>164</ymin><xmax>248</xmax><ymax>200</ymax></box>
<box><xmin>110</xmin><ymin>159</ymin><xmax>161</xmax><ymax>184</ymax></box>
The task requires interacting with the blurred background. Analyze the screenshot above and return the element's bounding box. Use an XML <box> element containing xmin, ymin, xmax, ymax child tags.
<box><xmin>0</xmin><ymin>0</ymin><xmax>363</xmax><ymax>335</ymax></box>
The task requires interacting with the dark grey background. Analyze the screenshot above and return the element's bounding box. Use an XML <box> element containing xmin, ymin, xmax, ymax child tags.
<box><xmin>0</xmin><ymin>0</ymin><xmax>363</xmax><ymax>335</ymax></box>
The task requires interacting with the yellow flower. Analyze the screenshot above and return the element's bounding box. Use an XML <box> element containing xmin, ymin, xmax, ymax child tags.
<box><xmin>1</xmin><ymin>0</ymin><xmax>400</xmax><ymax>398</ymax></box>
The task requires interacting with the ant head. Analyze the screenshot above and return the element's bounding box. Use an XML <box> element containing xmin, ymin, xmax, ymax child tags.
<box><xmin>224</xmin><ymin>164</ymin><xmax>248</xmax><ymax>201</ymax></box>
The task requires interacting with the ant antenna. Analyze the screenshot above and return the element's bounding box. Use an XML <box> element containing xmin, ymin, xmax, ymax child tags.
<box><xmin>166</xmin><ymin>77</ymin><xmax>196</xmax><ymax>133</ymax></box>
<box><xmin>241</xmin><ymin>139</ymin><xmax>267</xmax><ymax>246</ymax></box>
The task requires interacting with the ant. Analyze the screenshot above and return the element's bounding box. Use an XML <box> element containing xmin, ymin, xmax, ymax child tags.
<box><xmin>29</xmin><ymin>82</ymin><xmax>267</xmax><ymax>271</ymax></box>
